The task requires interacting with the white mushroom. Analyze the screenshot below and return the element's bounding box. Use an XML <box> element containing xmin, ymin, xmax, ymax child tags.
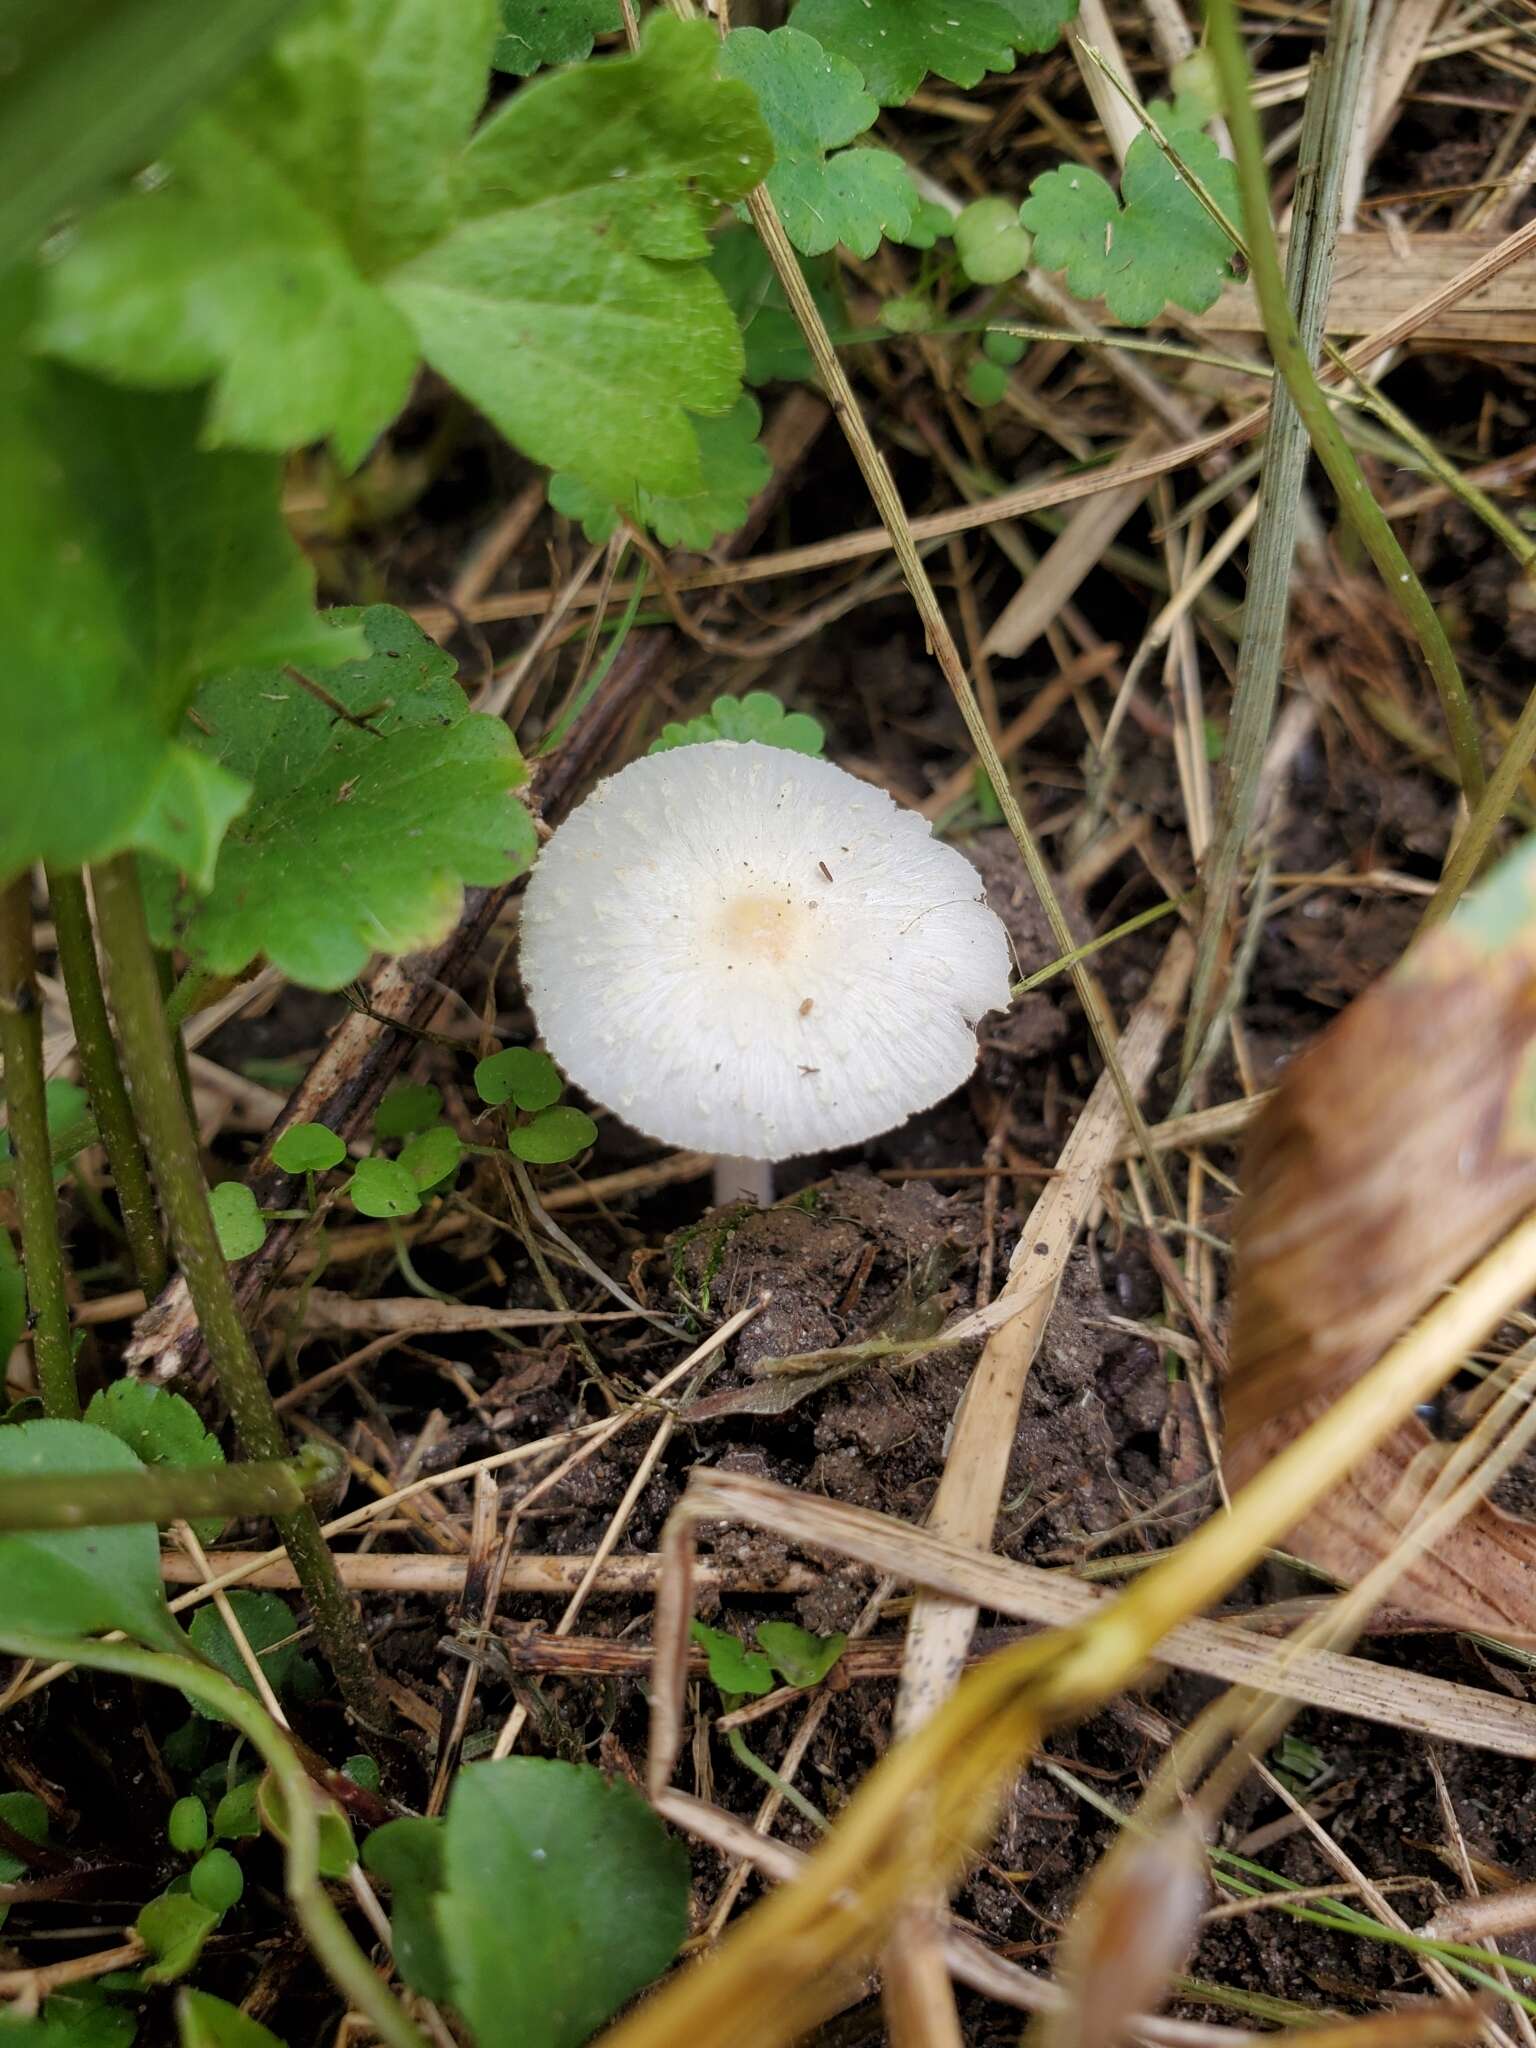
<box><xmin>518</xmin><ymin>740</ymin><xmax>1012</xmax><ymax>1201</ymax></box>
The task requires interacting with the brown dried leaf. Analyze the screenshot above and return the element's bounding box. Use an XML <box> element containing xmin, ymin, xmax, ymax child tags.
<box><xmin>1226</xmin><ymin>840</ymin><xmax>1536</xmax><ymax>1635</ymax></box>
<box><xmin>1045</xmin><ymin>1811</ymin><xmax>1208</xmax><ymax>2048</ymax></box>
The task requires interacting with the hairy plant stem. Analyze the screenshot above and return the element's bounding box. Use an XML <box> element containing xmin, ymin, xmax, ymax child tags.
<box><xmin>0</xmin><ymin>877</ymin><xmax>77</xmax><ymax>1418</ymax></box>
<box><xmin>1205</xmin><ymin>0</ymin><xmax>1485</xmax><ymax>809</ymax></box>
<box><xmin>0</xmin><ymin>1630</ymin><xmax>425</xmax><ymax>2048</ymax></box>
<box><xmin>0</xmin><ymin>1440</ymin><xmax>338</xmax><ymax>1529</ymax></box>
<box><xmin>89</xmin><ymin>854</ymin><xmax>385</xmax><ymax>1739</ymax></box>
<box><xmin>1183</xmin><ymin>1</ymin><xmax>1364</xmax><ymax>1071</ymax></box>
<box><xmin>45</xmin><ymin>867</ymin><xmax>168</xmax><ymax>1297</ymax></box>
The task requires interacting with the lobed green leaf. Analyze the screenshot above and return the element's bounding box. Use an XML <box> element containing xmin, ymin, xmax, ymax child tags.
<box><xmin>790</xmin><ymin>0</ymin><xmax>1078</xmax><ymax>106</ymax></box>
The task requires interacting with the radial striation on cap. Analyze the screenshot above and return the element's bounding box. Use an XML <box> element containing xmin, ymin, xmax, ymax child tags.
<box><xmin>519</xmin><ymin>740</ymin><xmax>1013</xmax><ymax>1161</ymax></box>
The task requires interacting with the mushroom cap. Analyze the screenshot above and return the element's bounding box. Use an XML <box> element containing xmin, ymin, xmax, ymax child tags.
<box><xmin>518</xmin><ymin>740</ymin><xmax>1013</xmax><ymax>1162</ymax></box>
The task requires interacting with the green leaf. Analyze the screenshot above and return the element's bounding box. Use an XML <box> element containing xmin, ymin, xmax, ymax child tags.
<box><xmin>756</xmin><ymin>1621</ymin><xmax>846</xmax><ymax>1688</ymax></box>
<box><xmin>362</xmin><ymin>1817</ymin><xmax>454</xmax><ymax>2005</ymax></box>
<box><xmin>211</xmin><ymin>1780</ymin><xmax>261</xmax><ymax>1843</ymax></box>
<box><xmin>954</xmin><ymin>195</ymin><xmax>1032</xmax><ymax>284</ymax></box>
<box><xmin>398</xmin><ymin>1126</ymin><xmax>464</xmax><ymax>1190</ymax></box>
<box><xmin>343</xmin><ymin>1753</ymin><xmax>381</xmax><ymax>1793</ymax></box>
<box><xmin>0</xmin><ymin>1421</ymin><xmax>184</xmax><ymax>1652</ymax></box>
<box><xmin>168</xmin><ymin>1797</ymin><xmax>209</xmax><ymax>1857</ymax></box>
<box><xmin>41</xmin><ymin>11</ymin><xmax>772</xmax><ymax>500</ymax></box>
<box><xmin>208</xmin><ymin>1183</ymin><xmax>266</xmax><ymax>1262</ymax></box>
<box><xmin>84</xmin><ymin>1381</ymin><xmax>227</xmax><ymax>1547</ymax></box>
<box><xmin>965</xmin><ymin>356</ymin><xmax>1010</xmax><ymax>407</ymax></box>
<box><xmin>1020</xmin><ymin>99</ymin><xmax>1241</xmax><ymax>324</ymax></box>
<box><xmin>0</xmin><ymin>1990</ymin><xmax>135</xmax><ymax>2048</ymax></box>
<box><xmin>142</xmin><ymin>606</ymin><xmax>536</xmax><ymax>991</ymax></box>
<box><xmin>436</xmin><ymin>1759</ymin><xmax>689</xmax><ymax>2048</ymax></box>
<box><xmin>0</xmin><ymin>0</ymin><xmax>313</xmax><ymax>269</ymax></box>
<box><xmin>690</xmin><ymin>1619</ymin><xmax>774</xmax><ymax>1698</ymax></box>
<box><xmin>374</xmin><ymin>1083</ymin><xmax>444</xmax><ymax>1139</ymax></box>
<box><xmin>709</xmin><ymin>227</ymin><xmax>840</xmax><ymax>387</ymax></box>
<box><xmin>137</xmin><ymin>1892</ymin><xmax>220</xmax><ymax>1986</ymax></box>
<box><xmin>177</xmin><ymin>1989</ymin><xmax>285</xmax><ymax>2048</ymax></box>
<box><xmin>0</xmin><ymin>1080</ymin><xmax>93</xmax><ymax>1190</ymax></box>
<box><xmin>649</xmin><ymin>692</ymin><xmax>825</xmax><ymax>758</ymax></box>
<box><xmin>507</xmin><ymin>1106</ymin><xmax>597</xmax><ymax>1165</ymax></box>
<box><xmin>255</xmin><ymin>1775</ymin><xmax>356</xmax><ymax>1879</ymax></box>
<box><xmin>0</xmin><ymin>1236</ymin><xmax>27</xmax><ymax>1370</ymax></box>
<box><xmin>346</xmin><ymin>1156</ymin><xmax>422</xmax><ymax>1219</ymax></box>
<box><xmin>0</xmin><ymin>338</ymin><xmax>362</xmax><ymax>890</ymax></box>
<box><xmin>892</xmin><ymin>198</ymin><xmax>952</xmax><ymax>249</ymax></box>
<box><xmin>717</xmin><ymin>28</ymin><xmax>917</xmax><ymax>258</ymax></box>
<box><xmin>549</xmin><ymin>395</ymin><xmax>771</xmax><ymax>552</ymax></box>
<box><xmin>494</xmin><ymin>0</ymin><xmax>622</xmax><ymax>74</ymax></box>
<box><xmin>270</xmin><ymin>1123</ymin><xmax>346</xmax><ymax>1174</ymax></box>
<box><xmin>186</xmin><ymin>1591</ymin><xmax>308</xmax><ymax>1718</ymax></box>
<box><xmin>474</xmin><ymin>1048</ymin><xmax>563</xmax><ymax>1112</ymax></box>
<box><xmin>0</xmin><ymin>1792</ymin><xmax>48</xmax><ymax>1936</ymax></box>
<box><xmin>188</xmin><ymin>1847</ymin><xmax>244</xmax><ymax>1914</ymax></box>
<box><xmin>789</xmin><ymin>0</ymin><xmax>1078</xmax><ymax>106</ymax></box>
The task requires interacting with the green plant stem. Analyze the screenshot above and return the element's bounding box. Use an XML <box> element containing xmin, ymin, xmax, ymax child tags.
<box><xmin>45</xmin><ymin>867</ymin><xmax>168</xmax><ymax>1298</ymax></box>
<box><xmin>0</xmin><ymin>1441</ymin><xmax>338</xmax><ymax>1529</ymax></box>
<box><xmin>0</xmin><ymin>877</ymin><xmax>77</xmax><ymax>1419</ymax></box>
<box><xmin>725</xmin><ymin>1725</ymin><xmax>827</xmax><ymax>1834</ymax></box>
<box><xmin>1183</xmin><ymin>5</ymin><xmax>1364</xmax><ymax>1070</ymax></box>
<box><xmin>89</xmin><ymin>854</ymin><xmax>385</xmax><ymax>1741</ymax></box>
<box><xmin>1205</xmin><ymin>0</ymin><xmax>1485</xmax><ymax>809</ymax></box>
<box><xmin>0</xmin><ymin>1630</ymin><xmax>425</xmax><ymax>2048</ymax></box>
<box><xmin>1420</xmin><ymin>679</ymin><xmax>1536</xmax><ymax>931</ymax></box>
<box><xmin>739</xmin><ymin>184</ymin><xmax>1178</xmax><ymax>1213</ymax></box>
<box><xmin>1011</xmin><ymin>896</ymin><xmax>1184</xmax><ymax>996</ymax></box>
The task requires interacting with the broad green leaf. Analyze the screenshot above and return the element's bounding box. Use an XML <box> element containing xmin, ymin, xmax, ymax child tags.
<box><xmin>756</xmin><ymin>1620</ymin><xmax>846</xmax><ymax>1688</ymax></box>
<box><xmin>0</xmin><ymin>0</ymin><xmax>312</xmax><ymax>268</ymax></box>
<box><xmin>790</xmin><ymin>0</ymin><xmax>1078</xmax><ymax>105</ymax></box>
<box><xmin>137</xmin><ymin>1892</ymin><xmax>219</xmax><ymax>1985</ymax></box>
<box><xmin>208</xmin><ymin>1182</ymin><xmax>266</xmax><ymax>1261</ymax></box>
<box><xmin>0</xmin><ymin>336</ymin><xmax>360</xmax><ymax>889</ymax></box>
<box><xmin>211</xmin><ymin>1780</ymin><xmax>261</xmax><ymax>1842</ymax></box>
<box><xmin>436</xmin><ymin>1758</ymin><xmax>689</xmax><ymax>2048</ymax></box>
<box><xmin>398</xmin><ymin>1126</ymin><xmax>464</xmax><ymax>1189</ymax></box>
<box><xmin>718</xmin><ymin>28</ymin><xmax>917</xmax><ymax>258</ymax></box>
<box><xmin>0</xmin><ymin>1792</ymin><xmax>48</xmax><ymax>1936</ymax></box>
<box><xmin>649</xmin><ymin>692</ymin><xmax>825</xmax><ymax>758</ymax></box>
<box><xmin>1020</xmin><ymin>99</ymin><xmax>1241</xmax><ymax>324</ymax></box>
<box><xmin>549</xmin><ymin>396</ymin><xmax>770</xmax><ymax>552</ymax></box>
<box><xmin>41</xmin><ymin>11</ymin><xmax>772</xmax><ymax>500</ymax></box>
<box><xmin>690</xmin><ymin>1619</ymin><xmax>774</xmax><ymax>1698</ymax></box>
<box><xmin>346</xmin><ymin>1157</ymin><xmax>421</xmax><ymax>1218</ymax></box>
<box><xmin>167</xmin><ymin>1796</ymin><xmax>209</xmax><ymax>1856</ymax></box>
<box><xmin>0</xmin><ymin>1421</ymin><xmax>184</xmax><ymax>1652</ymax></box>
<box><xmin>709</xmin><ymin>228</ymin><xmax>841</xmax><ymax>387</ymax></box>
<box><xmin>256</xmin><ymin>1775</ymin><xmax>356</xmax><ymax>1878</ymax></box>
<box><xmin>85</xmin><ymin>1381</ymin><xmax>226</xmax><ymax>1546</ymax></box>
<box><xmin>142</xmin><ymin>606</ymin><xmax>536</xmax><ymax>990</ymax></box>
<box><xmin>269</xmin><ymin>1122</ymin><xmax>346</xmax><ymax>1174</ymax></box>
<box><xmin>374</xmin><ymin>1083</ymin><xmax>444</xmax><ymax>1139</ymax></box>
<box><xmin>362</xmin><ymin>1817</ymin><xmax>454</xmax><ymax>2004</ymax></box>
<box><xmin>178</xmin><ymin>1989</ymin><xmax>285</xmax><ymax>2048</ymax></box>
<box><xmin>507</xmin><ymin>1106</ymin><xmax>597</xmax><ymax>1164</ymax></box>
<box><xmin>474</xmin><ymin>1047</ymin><xmax>563</xmax><ymax>1112</ymax></box>
<box><xmin>186</xmin><ymin>1591</ymin><xmax>309</xmax><ymax>1718</ymax></box>
<box><xmin>494</xmin><ymin>0</ymin><xmax>621</xmax><ymax>74</ymax></box>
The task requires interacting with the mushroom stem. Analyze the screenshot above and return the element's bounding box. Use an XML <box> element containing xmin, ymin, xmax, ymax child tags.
<box><xmin>712</xmin><ymin>1154</ymin><xmax>776</xmax><ymax>1209</ymax></box>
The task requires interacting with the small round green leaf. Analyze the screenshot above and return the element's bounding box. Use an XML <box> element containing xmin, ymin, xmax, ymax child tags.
<box><xmin>212</xmin><ymin>1779</ymin><xmax>261</xmax><ymax>1842</ymax></box>
<box><xmin>507</xmin><ymin>1106</ymin><xmax>597</xmax><ymax>1165</ymax></box>
<box><xmin>84</xmin><ymin>1380</ymin><xmax>227</xmax><ymax>1546</ymax></box>
<box><xmin>881</xmin><ymin>293</ymin><xmax>933</xmax><ymax>334</ymax></box>
<box><xmin>168</xmin><ymin>1797</ymin><xmax>209</xmax><ymax>1856</ymax></box>
<box><xmin>374</xmin><ymin>1083</ymin><xmax>443</xmax><ymax>1139</ymax></box>
<box><xmin>690</xmin><ymin>1620</ymin><xmax>773</xmax><ymax>1698</ymax></box>
<box><xmin>398</xmin><ymin>1126</ymin><xmax>465</xmax><ymax>1190</ymax></box>
<box><xmin>965</xmin><ymin>357</ymin><xmax>1010</xmax><ymax>408</ymax></box>
<box><xmin>474</xmin><ymin>1046</ymin><xmax>563</xmax><ymax>1111</ymax></box>
<box><xmin>137</xmin><ymin>1891</ymin><xmax>219</xmax><ymax>1985</ymax></box>
<box><xmin>756</xmin><ymin>1620</ymin><xmax>847</xmax><ymax>1689</ymax></box>
<box><xmin>437</xmin><ymin>1758</ymin><xmax>689</xmax><ymax>2048</ymax></box>
<box><xmin>208</xmin><ymin>1181</ymin><xmax>265</xmax><ymax>1260</ymax></box>
<box><xmin>189</xmin><ymin>1847</ymin><xmax>244</xmax><ymax>1914</ymax></box>
<box><xmin>345</xmin><ymin>1157</ymin><xmax>421</xmax><ymax>1219</ymax></box>
<box><xmin>270</xmin><ymin>1122</ymin><xmax>346</xmax><ymax>1174</ymax></box>
<box><xmin>954</xmin><ymin>195</ymin><xmax>1032</xmax><ymax>283</ymax></box>
<box><xmin>982</xmin><ymin>328</ymin><xmax>1028</xmax><ymax>366</ymax></box>
<box><xmin>178</xmin><ymin>1988</ymin><xmax>286</xmax><ymax>2048</ymax></box>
